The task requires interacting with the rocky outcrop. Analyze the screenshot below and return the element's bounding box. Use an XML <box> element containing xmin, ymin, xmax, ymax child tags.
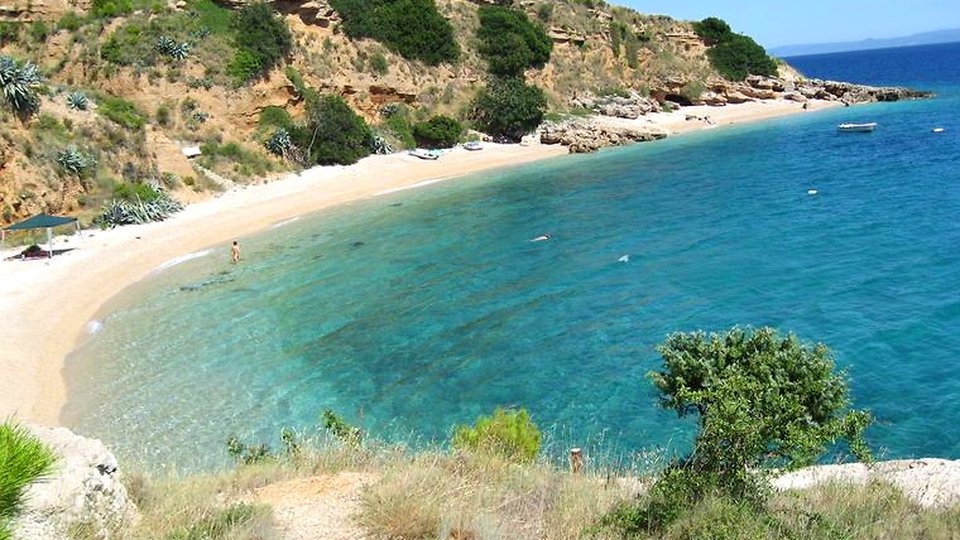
<box><xmin>569</xmin><ymin>91</ymin><xmax>660</xmax><ymax>120</ymax></box>
<box><xmin>11</xmin><ymin>426</ymin><xmax>138</xmax><ymax>540</ymax></box>
<box><xmin>539</xmin><ymin>118</ymin><xmax>667</xmax><ymax>153</ymax></box>
<box><xmin>775</xmin><ymin>459</ymin><xmax>960</xmax><ymax>508</ymax></box>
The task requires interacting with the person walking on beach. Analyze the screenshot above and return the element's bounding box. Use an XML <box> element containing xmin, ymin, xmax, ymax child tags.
<box><xmin>231</xmin><ymin>241</ymin><xmax>241</xmax><ymax>264</ymax></box>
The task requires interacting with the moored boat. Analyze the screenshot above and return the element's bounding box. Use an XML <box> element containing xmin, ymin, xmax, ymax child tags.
<box><xmin>838</xmin><ymin>122</ymin><xmax>877</xmax><ymax>133</ymax></box>
<box><xmin>409</xmin><ymin>148</ymin><xmax>442</xmax><ymax>160</ymax></box>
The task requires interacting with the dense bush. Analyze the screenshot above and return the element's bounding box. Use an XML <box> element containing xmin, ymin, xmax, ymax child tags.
<box><xmin>452</xmin><ymin>407</ymin><xmax>541</xmax><ymax>464</ymax></box>
<box><xmin>470</xmin><ymin>77</ymin><xmax>546</xmax><ymax>142</ymax></box>
<box><xmin>707</xmin><ymin>34</ymin><xmax>778</xmax><ymax>81</ymax></box>
<box><xmin>295</xmin><ymin>94</ymin><xmax>373</xmax><ymax>165</ymax></box>
<box><xmin>0</xmin><ymin>421</ymin><xmax>57</xmax><ymax>539</ymax></box>
<box><xmin>329</xmin><ymin>0</ymin><xmax>459</xmax><ymax>66</ymax></box>
<box><xmin>476</xmin><ymin>6</ymin><xmax>552</xmax><ymax>77</ymax></box>
<box><xmin>412</xmin><ymin>115</ymin><xmax>462</xmax><ymax>148</ymax></box>
<box><xmin>231</xmin><ymin>3</ymin><xmax>292</xmax><ymax>82</ymax></box>
<box><xmin>91</xmin><ymin>0</ymin><xmax>132</xmax><ymax>18</ymax></box>
<box><xmin>0</xmin><ymin>55</ymin><xmax>43</xmax><ymax>116</ymax></box>
<box><xmin>692</xmin><ymin>17</ymin><xmax>777</xmax><ymax>81</ymax></box>
<box><xmin>380</xmin><ymin>104</ymin><xmax>416</xmax><ymax>149</ymax></box>
<box><xmin>603</xmin><ymin>327</ymin><xmax>873</xmax><ymax>535</ymax></box>
<box><xmin>97</xmin><ymin>96</ymin><xmax>146</xmax><ymax>130</ymax></box>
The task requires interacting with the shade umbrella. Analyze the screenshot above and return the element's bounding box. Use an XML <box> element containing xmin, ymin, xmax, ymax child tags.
<box><xmin>2</xmin><ymin>214</ymin><xmax>80</xmax><ymax>258</ymax></box>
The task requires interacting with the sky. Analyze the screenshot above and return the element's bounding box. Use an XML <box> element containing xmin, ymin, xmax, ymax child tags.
<box><xmin>620</xmin><ymin>0</ymin><xmax>960</xmax><ymax>48</ymax></box>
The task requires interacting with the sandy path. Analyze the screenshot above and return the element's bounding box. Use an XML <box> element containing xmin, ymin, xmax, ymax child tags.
<box><xmin>0</xmin><ymin>98</ymin><xmax>849</xmax><ymax>426</ymax></box>
<box><xmin>255</xmin><ymin>473</ymin><xmax>377</xmax><ymax>540</ymax></box>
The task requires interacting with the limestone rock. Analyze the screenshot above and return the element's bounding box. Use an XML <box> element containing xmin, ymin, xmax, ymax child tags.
<box><xmin>11</xmin><ymin>426</ymin><xmax>138</xmax><ymax>540</ymax></box>
<box><xmin>775</xmin><ymin>459</ymin><xmax>960</xmax><ymax>508</ymax></box>
<box><xmin>539</xmin><ymin>119</ymin><xmax>667</xmax><ymax>153</ymax></box>
<box><xmin>569</xmin><ymin>91</ymin><xmax>659</xmax><ymax>120</ymax></box>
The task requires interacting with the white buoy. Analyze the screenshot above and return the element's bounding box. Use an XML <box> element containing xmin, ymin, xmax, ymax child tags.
<box><xmin>808</xmin><ymin>189</ymin><xmax>818</xmax><ymax>195</ymax></box>
<box><xmin>932</xmin><ymin>127</ymin><xmax>945</xmax><ymax>133</ymax></box>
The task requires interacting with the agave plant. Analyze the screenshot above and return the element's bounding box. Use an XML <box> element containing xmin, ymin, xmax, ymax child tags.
<box><xmin>94</xmin><ymin>188</ymin><xmax>184</xmax><ymax>228</ymax></box>
<box><xmin>155</xmin><ymin>36</ymin><xmax>176</xmax><ymax>55</ymax></box>
<box><xmin>265</xmin><ymin>128</ymin><xmax>291</xmax><ymax>156</ymax></box>
<box><xmin>169</xmin><ymin>42</ymin><xmax>190</xmax><ymax>61</ymax></box>
<box><xmin>369</xmin><ymin>134</ymin><xmax>393</xmax><ymax>155</ymax></box>
<box><xmin>66</xmin><ymin>91</ymin><xmax>88</xmax><ymax>110</ymax></box>
<box><xmin>0</xmin><ymin>55</ymin><xmax>43</xmax><ymax>115</ymax></box>
<box><xmin>55</xmin><ymin>145</ymin><xmax>96</xmax><ymax>176</ymax></box>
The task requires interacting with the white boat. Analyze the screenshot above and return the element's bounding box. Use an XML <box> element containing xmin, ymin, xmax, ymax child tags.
<box><xmin>408</xmin><ymin>148</ymin><xmax>441</xmax><ymax>160</ymax></box>
<box><xmin>932</xmin><ymin>127</ymin><xmax>945</xmax><ymax>133</ymax></box>
<box><xmin>838</xmin><ymin>122</ymin><xmax>877</xmax><ymax>133</ymax></box>
<box><xmin>463</xmin><ymin>141</ymin><xmax>483</xmax><ymax>151</ymax></box>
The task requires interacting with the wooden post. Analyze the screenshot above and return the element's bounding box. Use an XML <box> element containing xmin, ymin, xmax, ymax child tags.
<box><xmin>570</xmin><ymin>448</ymin><xmax>583</xmax><ymax>474</ymax></box>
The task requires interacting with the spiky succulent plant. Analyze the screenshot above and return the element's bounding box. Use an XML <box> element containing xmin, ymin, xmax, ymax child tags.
<box><xmin>155</xmin><ymin>36</ymin><xmax>190</xmax><ymax>60</ymax></box>
<box><xmin>56</xmin><ymin>145</ymin><xmax>96</xmax><ymax>176</ymax></box>
<box><xmin>0</xmin><ymin>55</ymin><xmax>43</xmax><ymax>115</ymax></box>
<box><xmin>265</xmin><ymin>127</ymin><xmax>291</xmax><ymax>156</ymax></box>
<box><xmin>66</xmin><ymin>91</ymin><xmax>88</xmax><ymax>110</ymax></box>
<box><xmin>369</xmin><ymin>134</ymin><xmax>393</xmax><ymax>155</ymax></box>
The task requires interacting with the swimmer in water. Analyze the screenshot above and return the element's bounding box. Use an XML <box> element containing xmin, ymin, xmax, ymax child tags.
<box><xmin>530</xmin><ymin>233</ymin><xmax>551</xmax><ymax>242</ymax></box>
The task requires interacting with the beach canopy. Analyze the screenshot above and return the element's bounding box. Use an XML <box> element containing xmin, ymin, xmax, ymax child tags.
<box><xmin>4</xmin><ymin>214</ymin><xmax>77</xmax><ymax>231</ymax></box>
<box><xmin>3</xmin><ymin>213</ymin><xmax>81</xmax><ymax>258</ymax></box>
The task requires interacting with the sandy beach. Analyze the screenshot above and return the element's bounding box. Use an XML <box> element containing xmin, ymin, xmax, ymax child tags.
<box><xmin>0</xmin><ymin>98</ymin><xmax>842</xmax><ymax>426</ymax></box>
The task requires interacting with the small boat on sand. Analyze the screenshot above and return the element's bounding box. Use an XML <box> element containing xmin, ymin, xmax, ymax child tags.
<box><xmin>838</xmin><ymin>122</ymin><xmax>877</xmax><ymax>133</ymax></box>
<box><xmin>409</xmin><ymin>148</ymin><xmax>441</xmax><ymax>160</ymax></box>
<box><xmin>463</xmin><ymin>141</ymin><xmax>483</xmax><ymax>151</ymax></box>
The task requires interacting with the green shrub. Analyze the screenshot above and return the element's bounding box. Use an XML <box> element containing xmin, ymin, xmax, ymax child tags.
<box><xmin>536</xmin><ymin>3</ymin><xmax>552</xmax><ymax>22</ymax></box>
<box><xmin>708</xmin><ymin>34</ymin><xmax>778</xmax><ymax>81</ymax></box>
<box><xmin>155</xmin><ymin>104</ymin><xmax>171</xmax><ymax>126</ymax></box>
<box><xmin>369</xmin><ymin>51</ymin><xmax>388</xmax><ymax>76</ymax></box>
<box><xmin>189</xmin><ymin>0</ymin><xmax>233</xmax><ymax>36</ymax></box>
<box><xmin>0</xmin><ymin>22</ymin><xmax>20</xmax><ymax>45</ymax></box>
<box><xmin>470</xmin><ymin>77</ymin><xmax>546</xmax><ymax>142</ymax></box>
<box><xmin>232</xmin><ymin>3</ymin><xmax>292</xmax><ymax>82</ymax></box>
<box><xmin>692</xmin><ymin>17</ymin><xmax>777</xmax><ymax>81</ymax></box>
<box><xmin>57</xmin><ymin>12</ymin><xmax>84</xmax><ymax>31</ymax></box>
<box><xmin>321</xmin><ymin>409</ymin><xmax>363</xmax><ymax>446</ymax></box>
<box><xmin>329</xmin><ymin>0</ymin><xmax>459</xmax><ymax>66</ymax></box>
<box><xmin>113</xmin><ymin>182</ymin><xmax>161</xmax><ymax>202</ymax></box>
<box><xmin>452</xmin><ymin>407</ymin><xmax>541</xmax><ymax>464</ymax></box>
<box><xmin>382</xmin><ymin>106</ymin><xmax>415</xmax><ymax>149</ymax></box>
<box><xmin>226</xmin><ymin>49</ymin><xmax>262</xmax><ymax>83</ymax></box>
<box><xmin>98</xmin><ymin>96</ymin><xmax>146</xmax><ymax>130</ymax></box>
<box><xmin>692</xmin><ymin>16</ymin><xmax>731</xmax><ymax>46</ymax></box>
<box><xmin>258</xmin><ymin>105</ymin><xmax>293</xmax><ymax>131</ymax></box>
<box><xmin>28</xmin><ymin>21</ymin><xmax>49</xmax><ymax>43</ymax></box>
<box><xmin>0</xmin><ymin>421</ymin><xmax>57</xmax><ymax>538</ymax></box>
<box><xmin>295</xmin><ymin>94</ymin><xmax>372</xmax><ymax>166</ymax></box>
<box><xmin>477</xmin><ymin>6</ymin><xmax>552</xmax><ymax>77</ymax></box>
<box><xmin>91</xmin><ymin>0</ymin><xmax>132</xmax><ymax>18</ymax></box>
<box><xmin>412</xmin><ymin>115</ymin><xmax>461</xmax><ymax>148</ymax></box>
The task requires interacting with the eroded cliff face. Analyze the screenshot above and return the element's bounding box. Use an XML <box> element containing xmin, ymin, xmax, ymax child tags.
<box><xmin>0</xmin><ymin>0</ymin><xmax>928</xmax><ymax>225</ymax></box>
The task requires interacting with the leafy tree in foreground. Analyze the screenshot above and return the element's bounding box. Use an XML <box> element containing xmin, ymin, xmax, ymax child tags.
<box><xmin>652</xmin><ymin>327</ymin><xmax>872</xmax><ymax>480</ymax></box>
<box><xmin>470</xmin><ymin>77</ymin><xmax>546</xmax><ymax>142</ymax></box>
<box><xmin>603</xmin><ymin>327</ymin><xmax>872</xmax><ymax>535</ymax></box>
<box><xmin>476</xmin><ymin>5</ymin><xmax>553</xmax><ymax>77</ymax></box>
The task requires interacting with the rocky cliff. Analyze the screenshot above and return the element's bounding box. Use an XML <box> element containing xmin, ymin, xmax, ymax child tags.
<box><xmin>0</xmin><ymin>0</ymin><xmax>931</xmax><ymax>226</ymax></box>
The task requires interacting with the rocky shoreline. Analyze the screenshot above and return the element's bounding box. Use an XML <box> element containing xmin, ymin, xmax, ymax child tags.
<box><xmin>540</xmin><ymin>76</ymin><xmax>932</xmax><ymax>153</ymax></box>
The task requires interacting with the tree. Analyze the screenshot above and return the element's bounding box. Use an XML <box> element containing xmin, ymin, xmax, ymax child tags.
<box><xmin>297</xmin><ymin>94</ymin><xmax>373</xmax><ymax>166</ymax></box>
<box><xmin>476</xmin><ymin>6</ymin><xmax>553</xmax><ymax>77</ymax></box>
<box><xmin>692</xmin><ymin>16</ymin><xmax>731</xmax><ymax>45</ymax></box>
<box><xmin>707</xmin><ymin>34</ymin><xmax>778</xmax><ymax>81</ymax></box>
<box><xmin>470</xmin><ymin>77</ymin><xmax>546</xmax><ymax>142</ymax></box>
<box><xmin>329</xmin><ymin>0</ymin><xmax>459</xmax><ymax>65</ymax></box>
<box><xmin>412</xmin><ymin>115</ymin><xmax>462</xmax><ymax>148</ymax></box>
<box><xmin>651</xmin><ymin>327</ymin><xmax>872</xmax><ymax>490</ymax></box>
<box><xmin>231</xmin><ymin>3</ymin><xmax>292</xmax><ymax>81</ymax></box>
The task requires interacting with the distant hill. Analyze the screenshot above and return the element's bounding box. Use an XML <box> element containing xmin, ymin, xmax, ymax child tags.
<box><xmin>770</xmin><ymin>29</ymin><xmax>960</xmax><ymax>57</ymax></box>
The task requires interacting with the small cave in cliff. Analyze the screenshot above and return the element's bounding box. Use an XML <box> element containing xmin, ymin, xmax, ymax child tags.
<box><xmin>664</xmin><ymin>93</ymin><xmax>695</xmax><ymax>107</ymax></box>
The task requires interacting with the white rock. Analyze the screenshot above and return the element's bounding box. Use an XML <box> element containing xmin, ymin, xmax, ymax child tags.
<box><xmin>12</xmin><ymin>426</ymin><xmax>138</xmax><ymax>540</ymax></box>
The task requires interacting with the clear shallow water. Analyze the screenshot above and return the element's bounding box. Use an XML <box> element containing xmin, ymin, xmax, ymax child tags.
<box><xmin>65</xmin><ymin>44</ymin><xmax>960</xmax><ymax>472</ymax></box>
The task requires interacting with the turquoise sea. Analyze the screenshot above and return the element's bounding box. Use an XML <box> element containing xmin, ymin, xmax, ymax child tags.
<box><xmin>64</xmin><ymin>43</ymin><xmax>960</xmax><ymax>472</ymax></box>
